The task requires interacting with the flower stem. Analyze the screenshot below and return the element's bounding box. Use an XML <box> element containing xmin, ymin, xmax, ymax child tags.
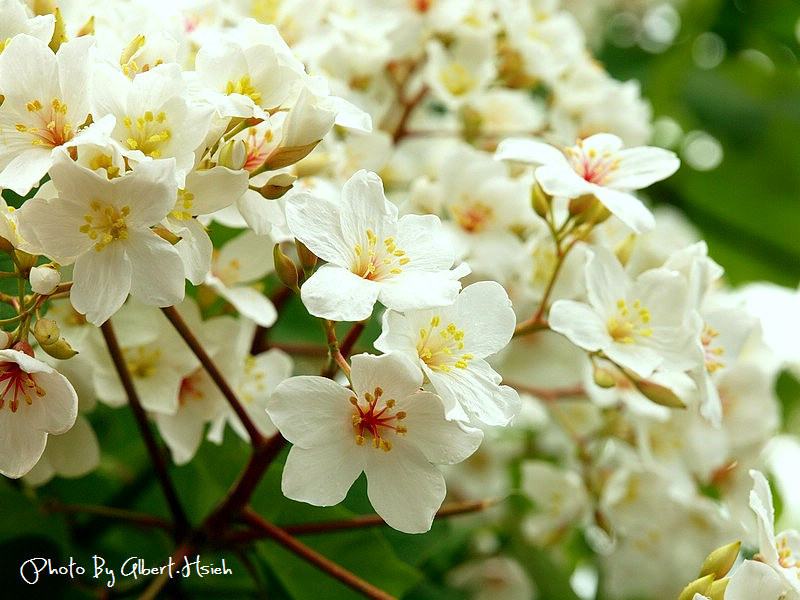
<box><xmin>161</xmin><ymin>305</ymin><xmax>266</xmax><ymax>447</ymax></box>
<box><xmin>241</xmin><ymin>508</ymin><xmax>397</xmax><ymax>600</ymax></box>
<box><xmin>99</xmin><ymin>319</ymin><xmax>189</xmax><ymax>538</ymax></box>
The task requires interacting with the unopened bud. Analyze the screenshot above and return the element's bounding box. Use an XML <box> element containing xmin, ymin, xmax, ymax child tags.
<box><xmin>30</xmin><ymin>264</ymin><xmax>60</xmax><ymax>295</ymax></box>
<box><xmin>40</xmin><ymin>337</ymin><xmax>78</xmax><ymax>360</ymax></box>
<box><xmin>0</xmin><ymin>330</ymin><xmax>11</xmax><ymax>350</ymax></box>
<box><xmin>678</xmin><ymin>573</ymin><xmax>714</xmax><ymax>600</ymax></box>
<box><xmin>295</xmin><ymin>239</ymin><xmax>317</xmax><ymax>273</ymax></box>
<box><xmin>633</xmin><ymin>378</ymin><xmax>686</xmax><ymax>408</ymax></box>
<box><xmin>48</xmin><ymin>7</ymin><xmax>68</xmax><ymax>52</ymax></box>
<box><xmin>707</xmin><ymin>578</ymin><xmax>729</xmax><ymax>600</ymax></box>
<box><xmin>699</xmin><ymin>541</ymin><xmax>740</xmax><ymax>580</ymax></box>
<box><xmin>33</xmin><ymin>318</ymin><xmax>61</xmax><ymax>347</ymax></box>
<box><xmin>592</xmin><ymin>365</ymin><xmax>617</xmax><ymax>388</ymax></box>
<box><xmin>531</xmin><ymin>181</ymin><xmax>551</xmax><ymax>219</ymax></box>
<box><xmin>263</xmin><ymin>140</ymin><xmax>321</xmax><ymax>171</ymax></box>
<box><xmin>218</xmin><ymin>139</ymin><xmax>247</xmax><ymax>170</ymax></box>
<box><xmin>568</xmin><ymin>194</ymin><xmax>611</xmax><ymax>226</ymax></box>
<box><xmin>273</xmin><ymin>244</ymin><xmax>299</xmax><ymax>292</ymax></box>
<box><xmin>257</xmin><ymin>173</ymin><xmax>297</xmax><ymax>199</ymax></box>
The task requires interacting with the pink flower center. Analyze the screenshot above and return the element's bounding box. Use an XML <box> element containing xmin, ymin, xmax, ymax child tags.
<box><xmin>565</xmin><ymin>143</ymin><xmax>620</xmax><ymax>185</ymax></box>
<box><xmin>0</xmin><ymin>361</ymin><xmax>44</xmax><ymax>412</ymax></box>
<box><xmin>351</xmin><ymin>387</ymin><xmax>407</xmax><ymax>451</ymax></box>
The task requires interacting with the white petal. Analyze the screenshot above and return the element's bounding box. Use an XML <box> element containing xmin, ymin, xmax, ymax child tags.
<box><xmin>535</xmin><ymin>164</ymin><xmax>594</xmax><ymax>198</ymax></box>
<box><xmin>118</xmin><ymin>159</ymin><xmax>179</xmax><ymax>227</ymax></box>
<box><xmin>495</xmin><ymin>138</ymin><xmax>568</xmax><ymax>166</ymax></box>
<box><xmin>125</xmin><ymin>230</ymin><xmax>185</xmax><ymax>307</ymax></box>
<box><xmin>155</xmin><ymin>411</ymin><xmax>206</xmax><ymax>465</ymax></box>
<box><xmin>608</xmin><ymin>146</ymin><xmax>680</xmax><ymax>190</ymax></box>
<box><xmin>300</xmin><ymin>264</ymin><xmax>380</xmax><ymax>321</ymax></box>
<box><xmin>593</xmin><ymin>187</ymin><xmax>655</xmax><ymax>233</ymax></box>
<box><xmin>0</xmin><ymin>148</ymin><xmax>54</xmax><ymax>195</ymax></box>
<box><xmin>284</xmin><ymin>192</ymin><xmax>349</xmax><ymax>265</ymax></box>
<box><xmin>427</xmin><ymin>359</ymin><xmax>520</xmax><ymax>426</ymax></box>
<box><xmin>44</xmin><ymin>415</ymin><xmax>100</xmax><ymax>477</ymax></box>
<box><xmin>604</xmin><ymin>342</ymin><xmax>663</xmax><ymax>378</ymax></box>
<box><xmin>24</xmin><ymin>369</ymin><xmax>79</xmax><ymax>434</ymax></box>
<box><xmin>218</xmin><ymin>284</ymin><xmax>277</xmax><ymax>327</ymax></box>
<box><xmin>400</xmin><ymin>391</ymin><xmax>483</xmax><ymax>464</ymax></box>
<box><xmin>377</xmin><ymin>269</ymin><xmax>463</xmax><ymax>313</ymax></box>
<box><xmin>549</xmin><ymin>300</ymin><xmax>610</xmax><ymax>352</ymax></box>
<box><xmin>71</xmin><ymin>244</ymin><xmax>132</xmax><ymax>325</ymax></box>
<box><xmin>267</xmin><ymin>375</ymin><xmax>353</xmax><ymax>447</ymax></box>
<box><xmin>16</xmin><ymin>195</ymin><xmax>92</xmax><ymax>261</ymax></box>
<box><xmin>396</xmin><ymin>214</ymin><xmax>456</xmax><ymax>271</ymax></box>
<box><xmin>725</xmin><ymin>560</ymin><xmax>791</xmax><ymax>600</ymax></box>
<box><xmin>281</xmin><ymin>443</ymin><xmax>365</xmax><ymax>506</ymax></box>
<box><xmin>365</xmin><ymin>443</ymin><xmax>446</xmax><ymax>533</ymax></box>
<box><xmin>585</xmin><ymin>247</ymin><xmax>628</xmax><ymax>315</ymax></box>
<box><xmin>350</xmin><ymin>353</ymin><xmax>422</xmax><ymax>401</ymax></box>
<box><xmin>456</xmin><ymin>281</ymin><xmax>516</xmax><ymax>357</ymax></box>
<box><xmin>339</xmin><ymin>170</ymin><xmax>396</xmax><ymax>247</ymax></box>
<box><xmin>0</xmin><ymin>409</ymin><xmax>47</xmax><ymax>478</ymax></box>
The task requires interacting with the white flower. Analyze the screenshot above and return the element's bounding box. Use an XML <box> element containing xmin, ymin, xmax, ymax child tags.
<box><xmin>17</xmin><ymin>153</ymin><xmax>185</xmax><ymax>325</ymax></box>
<box><xmin>0</xmin><ymin>346</ymin><xmax>78</xmax><ymax>478</ymax></box>
<box><xmin>285</xmin><ymin>170</ymin><xmax>469</xmax><ymax>321</ymax></box>
<box><xmin>22</xmin><ymin>414</ymin><xmax>99</xmax><ymax>486</ymax></box>
<box><xmin>92</xmin><ymin>62</ymin><xmax>213</xmax><ymax>185</ymax></box>
<box><xmin>266</xmin><ymin>352</ymin><xmax>483</xmax><ymax>533</ymax></box>
<box><xmin>549</xmin><ymin>248</ymin><xmax>696</xmax><ymax>378</ymax></box>
<box><xmin>725</xmin><ymin>559</ymin><xmax>799</xmax><ymax>600</ymax></box>
<box><xmin>496</xmin><ymin>133</ymin><xmax>679</xmax><ymax>233</ymax></box>
<box><xmin>0</xmin><ymin>0</ymin><xmax>54</xmax><ymax>50</ymax></box>
<box><xmin>0</xmin><ymin>34</ymin><xmax>94</xmax><ymax>194</ymax></box>
<box><xmin>374</xmin><ymin>281</ymin><xmax>520</xmax><ymax>426</ymax></box>
<box><xmin>203</xmin><ymin>230</ymin><xmax>277</xmax><ymax>327</ymax></box>
<box><xmin>749</xmin><ymin>469</ymin><xmax>800</xmax><ymax>595</ymax></box>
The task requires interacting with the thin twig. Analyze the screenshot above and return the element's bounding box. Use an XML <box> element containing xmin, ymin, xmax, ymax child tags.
<box><xmin>241</xmin><ymin>509</ymin><xmax>397</xmax><ymax>600</ymax></box>
<box><xmin>45</xmin><ymin>502</ymin><xmax>172</xmax><ymax>531</ymax></box>
<box><xmin>161</xmin><ymin>305</ymin><xmax>265</xmax><ymax>447</ymax></box>
<box><xmin>99</xmin><ymin>320</ymin><xmax>189</xmax><ymax>537</ymax></box>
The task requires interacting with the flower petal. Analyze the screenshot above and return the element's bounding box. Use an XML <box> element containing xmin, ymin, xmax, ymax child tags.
<box><xmin>549</xmin><ymin>300</ymin><xmax>610</xmax><ymax>352</ymax></box>
<box><xmin>365</xmin><ymin>442</ymin><xmax>446</xmax><ymax>533</ymax></box>
<box><xmin>300</xmin><ymin>264</ymin><xmax>380</xmax><ymax>321</ymax></box>
<box><xmin>71</xmin><ymin>243</ymin><xmax>133</xmax><ymax>325</ymax></box>
<box><xmin>281</xmin><ymin>443</ymin><xmax>365</xmax><ymax>506</ymax></box>
<box><xmin>125</xmin><ymin>230</ymin><xmax>185</xmax><ymax>307</ymax></box>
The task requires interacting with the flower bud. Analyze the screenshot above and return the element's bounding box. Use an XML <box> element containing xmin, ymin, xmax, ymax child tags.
<box><xmin>33</xmin><ymin>0</ymin><xmax>56</xmax><ymax>15</ymax></box>
<box><xmin>707</xmin><ymin>578</ymin><xmax>728</xmax><ymax>600</ymax></box>
<box><xmin>632</xmin><ymin>378</ymin><xmax>686</xmax><ymax>408</ymax></box>
<box><xmin>256</xmin><ymin>173</ymin><xmax>297</xmax><ymax>199</ymax></box>
<box><xmin>677</xmin><ymin>573</ymin><xmax>714</xmax><ymax>600</ymax></box>
<box><xmin>295</xmin><ymin>239</ymin><xmax>317</xmax><ymax>273</ymax></box>
<box><xmin>218</xmin><ymin>139</ymin><xmax>247</xmax><ymax>171</ymax></box>
<box><xmin>273</xmin><ymin>244</ymin><xmax>299</xmax><ymax>293</ymax></box>
<box><xmin>0</xmin><ymin>330</ymin><xmax>12</xmax><ymax>350</ymax></box>
<box><xmin>30</xmin><ymin>265</ymin><xmax>60</xmax><ymax>295</ymax></box>
<box><xmin>531</xmin><ymin>181</ymin><xmax>551</xmax><ymax>219</ymax></box>
<box><xmin>568</xmin><ymin>194</ymin><xmax>611</xmax><ymax>226</ymax></box>
<box><xmin>699</xmin><ymin>541</ymin><xmax>740</xmax><ymax>580</ymax></box>
<box><xmin>33</xmin><ymin>318</ymin><xmax>61</xmax><ymax>347</ymax></box>
<box><xmin>592</xmin><ymin>364</ymin><xmax>617</xmax><ymax>388</ymax></box>
<box><xmin>120</xmin><ymin>34</ymin><xmax>146</xmax><ymax>66</ymax></box>
<box><xmin>263</xmin><ymin>141</ymin><xmax>321</xmax><ymax>171</ymax></box>
<box><xmin>40</xmin><ymin>337</ymin><xmax>78</xmax><ymax>360</ymax></box>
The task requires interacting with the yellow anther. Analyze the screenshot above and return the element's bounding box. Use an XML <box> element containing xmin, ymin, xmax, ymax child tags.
<box><xmin>455</xmin><ymin>360</ymin><xmax>468</xmax><ymax>369</ymax></box>
<box><xmin>356</xmin><ymin>435</ymin><xmax>366</xmax><ymax>446</ymax></box>
<box><xmin>26</xmin><ymin>100</ymin><xmax>42</xmax><ymax>112</ymax></box>
<box><xmin>354</xmin><ymin>244</ymin><xmax>362</xmax><ymax>256</ymax></box>
<box><xmin>374</xmin><ymin>387</ymin><xmax>383</xmax><ymax>398</ymax></box>
<box><xmin>15</xmin><ymin>123</ymin><xmax>27</xmax><ymax>132</ymax></box>
<box><xmin>430</xmin><ymin>316</ymin><xmax>440</xmax><ymax>327</ymax></box>
<box><xmin>395</xmin><ymin>411</ymin><xmax>406</xmax><ymax>420</ymax></box>
<box><xmin>123</xmin><ymin>116</ymin><xmax>132</xmax><ymax>128</ymax></box>
<box><xmin>395</xmin><ymin>426</ymin><xmax>407</xmax><ymax>435</ymax></box>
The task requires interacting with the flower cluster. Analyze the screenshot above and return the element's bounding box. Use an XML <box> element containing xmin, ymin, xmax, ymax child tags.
<box><xmin>0</xmin><ymin>2</ymin><xmax>793</xmax><ymax>600</ymax></box>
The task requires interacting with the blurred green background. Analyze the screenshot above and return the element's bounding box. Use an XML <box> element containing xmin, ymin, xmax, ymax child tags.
<box><xmin>602</xmin><ymin>0</ymin><xmax>800</xmax><ymax>287</ymax></box>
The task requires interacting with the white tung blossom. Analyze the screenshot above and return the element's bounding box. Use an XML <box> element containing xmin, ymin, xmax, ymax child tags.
<box><xmin>266</xmin><ymin>352</ymin><xmax>483</xmax><ymax>533</ymax></box>
<box><xmin>285</xmin><ymin>169</ymin><xmax>470</xmax><ymax>322</ymax></box>
<box><xmin>375</xmin><ymin>281</ymin><xmax>520</xmax><ymax>426</ymax></box>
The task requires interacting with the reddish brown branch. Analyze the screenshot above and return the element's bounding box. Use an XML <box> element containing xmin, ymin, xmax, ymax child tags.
<box><xmin>99</xmin><ymin>320</ymin><xmax>189</xmax><ymax>537</ymax></box>
<box><xmin>241</xmin><ymin>509</ymin><xmax>397</xmax><ymax>600</ymax></box>
<box><xmin>161</xmin><ymin>305</ymin><xmax>265</xmax><ymax>446</ymax></box>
